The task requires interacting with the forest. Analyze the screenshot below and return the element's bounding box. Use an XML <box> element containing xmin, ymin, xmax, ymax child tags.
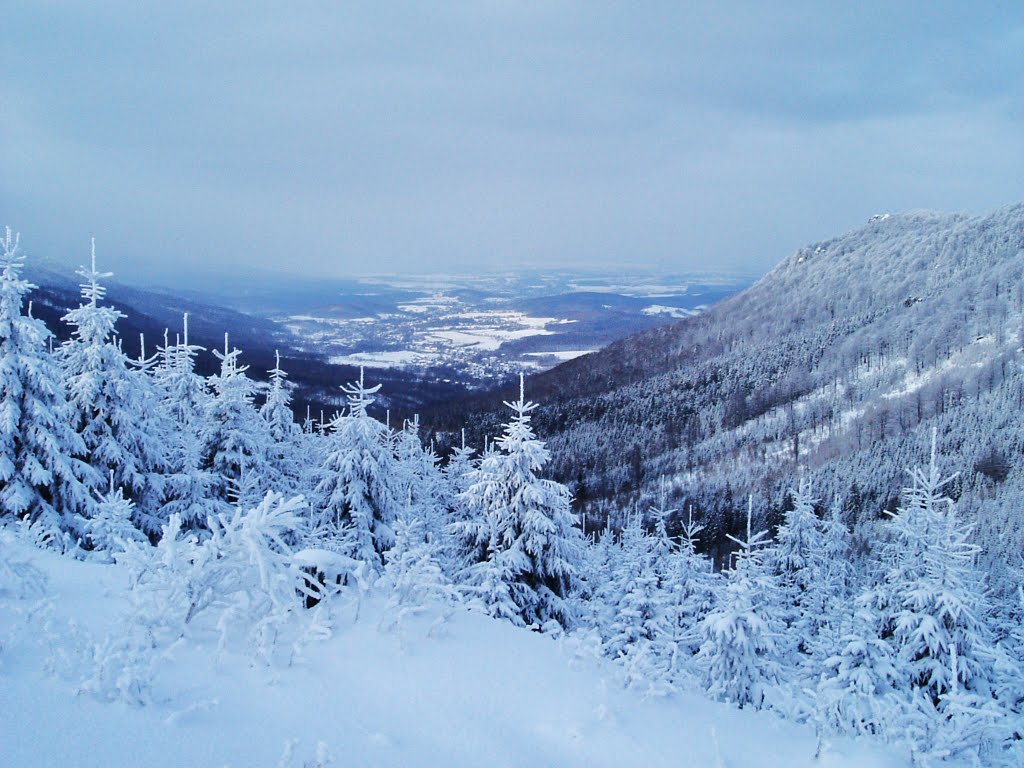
<box><xmin>2</xmin><ymin>225</ymin><xmax>1023</xmax><ymax>765</ymax></box>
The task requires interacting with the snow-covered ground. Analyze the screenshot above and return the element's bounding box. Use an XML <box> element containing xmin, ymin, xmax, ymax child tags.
<box><xmin>1</xmin><ymin>537</ymin><xmax>909</xmax><ymax>768</ymax></box>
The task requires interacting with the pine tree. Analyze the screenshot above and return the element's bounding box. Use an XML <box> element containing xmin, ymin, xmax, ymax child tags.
<box><xmin>817</xmin><ymin>603</ymin><xmax>903</xmax><ymax>737</ymax></box>
<box><xmin>380</xmin><ymin>513</ymin><xmax>457</xmax><ymax>631</ymax></box>
<box><xmin>58</xmin><ymin>240</ymin><xmax>170</xmax><ymax>531</ymax></box>
<box><xmin>805</xmin><ymin>496</ymin><xmax>854</xmax><ymax>666</ymax></box>
<box><xmin>260</xmin><ymin>351</ymin><xmax>302</xmax><ymax>495</ymax></box>
<box><xmin>454</xmin><ymin>375</ymin><xmax>584</xmax><ymax>628</ymax></box>
<box><xmin>444</xmin><ymin>429</ymin><xmax>476</xmax><ymax>499</ymax></box>
<box><xmin>771</xmin><ymin>479</ymin><xmax>826</xmax><ymax>660</ymax></box>
<box><xmin>696</xmin><ymin>497</ymin><xmax>784</xmax><ymax>708</ymax></box>
<box><xmin>657</xmin><ymin>506</ymin><xmax>717</xmax><ymax>674</ymax></box>
<box><xmin>199</xmin><ymin>335</ymin><xmax>272</xmax><ymax>511</ymax></box>
<box><xmin>864</xmin><ymin>432</ymin><xmax>997</xmax><ymax>707</ymax></box>
<box><xmin>309</xmin><ymin>368</ymin><xmax>397</xmax><ymax>567</ymax></box>
<box><xmin>392</xmin><ymin>415</ymin><xmax>448</xmax><ymax>541</ymax></box>
<box><xmin>156</xmin><ymin>316</ymin><xmax>218</xmax><ymax>528</ymax></box>
<box><xmin>154</xmin><ymin>314</ymin><xmax>209</xmax><ymax>432</ymax></box>
<box><xmin>82</xmin><ymin>471</ymin><xmax>148</xmax><ymax>559</ymax></box>
<box><xmin>0</xmin><ymin>228</ymin><xmax>95</xmax><ymax>531</ymax></box>
<box><xmin>605</xmin><ymin>513</ymin><xmax>661</xmax><ymax>659</ymax></box>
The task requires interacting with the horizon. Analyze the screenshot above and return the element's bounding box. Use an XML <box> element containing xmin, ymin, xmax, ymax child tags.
<box><xmin>4</xmin><ymin>3</ymin><xmax>1022</xmax><ymax>282</ymax></box>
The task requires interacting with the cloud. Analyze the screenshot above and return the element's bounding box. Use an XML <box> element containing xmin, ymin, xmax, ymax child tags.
<box><xmin>3</xmin><ymin>2</ymin><xmax>1022</xmax><ymax>281</ymax></box>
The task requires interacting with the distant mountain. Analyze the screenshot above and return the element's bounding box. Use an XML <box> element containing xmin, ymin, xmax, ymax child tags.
<box><xmin>426</xmin><ymin>203</ymin><xmax>1024</xmax><ymax>568</ymax></box>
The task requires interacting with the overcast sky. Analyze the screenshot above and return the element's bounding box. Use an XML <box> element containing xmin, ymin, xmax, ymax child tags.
<box><xmin>3</xmin><ymin>2</ymin><xmax>1022</xmax><ymax>282</ymax></box>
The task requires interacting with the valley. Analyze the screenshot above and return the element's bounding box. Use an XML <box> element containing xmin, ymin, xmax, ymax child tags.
<box><xmin>204</xmin><ymin>270</ymin><xmax>751</xmax><ymax>385</ymax></box>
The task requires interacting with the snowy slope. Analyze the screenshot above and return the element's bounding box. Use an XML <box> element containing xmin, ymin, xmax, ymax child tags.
<box><xmin>0</xmin><ymin>537</ymin><xmax>909</xmax><ymax>768</ymax></box>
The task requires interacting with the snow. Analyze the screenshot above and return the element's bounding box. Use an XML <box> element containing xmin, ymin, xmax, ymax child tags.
<box><xmin>641</xmin><ymin>304</ymin><xmax>702</xmax><ymax>319</ymax></box>
<box><xmin>426</xmin><ymin>326</ymin><xmax>554</xmax><ymax>351</ymax></box>
<box><xmin>328</xmin><ymin>350</ymin><xmax>429</xmax><ymax>368</ymax></box>
<box><xmin>0</xmin><ymin>537</ymin><xmax>909</xmax><ymax>768</ymax></box>
<box><xmin>523</xmin><ymin>349</ymin><xmax>595</xmax><ymax>361</ymax></box>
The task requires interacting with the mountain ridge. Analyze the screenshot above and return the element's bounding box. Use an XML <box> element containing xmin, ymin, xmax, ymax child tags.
<box><xmin>425</xmin><ymin>202</ymin><xmax>1024</xmax><ymax>568</ymax></box>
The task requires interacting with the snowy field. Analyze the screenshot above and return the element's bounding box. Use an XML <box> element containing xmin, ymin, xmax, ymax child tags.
<box><xmin>1</xmin><ymin>535</ymin><xmax>909</xmax><ymax>768</ymax></box>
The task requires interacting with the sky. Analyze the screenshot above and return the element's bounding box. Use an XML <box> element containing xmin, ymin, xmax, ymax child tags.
<box><xmin>2</xmin><ymin>2</ymin><xmax>1022</xmax><ymax>282</ymax></box>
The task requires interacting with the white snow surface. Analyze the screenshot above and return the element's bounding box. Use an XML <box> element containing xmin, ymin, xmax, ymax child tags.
<box><xmin>0</xmin><ymin>539</ymin><xmax>909</xmax><ymax>768</ymax></box>
<box><xmin>641</xmin><ymin>304</ymin><xmax>702</xmax><ymax>319</ymax></box>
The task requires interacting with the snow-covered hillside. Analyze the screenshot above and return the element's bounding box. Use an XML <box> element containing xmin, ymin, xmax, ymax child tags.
<box><xmin>432</xmin><ymin>203</ymin><xmax>1024</xmax><ymax>567</ymax></box>
<box><xmin>1</xmin><ymin>532</ymin><xmax>905</xmax><ymax>768</ymax></box>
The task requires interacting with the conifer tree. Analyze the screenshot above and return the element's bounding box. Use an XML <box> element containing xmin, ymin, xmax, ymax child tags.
<box><xmin>309</xmin><ymin>368</ymin><xmax>397</xmax><ymax>567</ymax></box>
<box><xmin>658</xmin><ymin>506</ymin><xmax>717</xmax><ymax>670</ymax></box>
<box><xmin>444</xmin><ymin>429</ymin><xmax>477</xmax><ymax>500</ymax></box>
<box><xmin>771</xmin><ymin>480</ymin><xmax>826</xmax><ymax>659</ymax></box>
<box><xmin>863</xmin><ymin>433</ymin><xmax>998</xmax><ymax>706</ymax></box>
<box><xmin>82</xmin><ymin>470</ymin><xmax>148</xmax><ymax>559</ymax></box>
<box><xmin>156</xmin><ymin>316</ymin><xmax>218</xmax><ymax>528</ymax></box>
<box><xmin>454</xmin><ymin>375</ymin><xmax>584</xmax><ymax>628</ymax></box>
<box><xmin>697</xmin><ymin>497</ymin><xmax>784</xmax><ymax>708</ymax></box>
<box><xmin>199</xmin><ymin>335</ymin><xmax>271</xmax><ymax>510</ymax></box>
<box><xmin>58</xmin><ymin>239</ymin><xmax>168</xmax><ymax>531</ymax></box>
<box><xmin>605</xmin><ymin>512</ymin><xmax>661</xmax><ymax>659</ymax></box>
<box><xmin>260</xmin><ymin>351</ymin><xmax>302</xmax><ymax>495</ymax></box>
<box><xmin>392</xmin><ymin>415</ymin><xmax>448</xmax><ymax>542</ymax></box>
<box><xmin>0</xmin><ymin>228</ymin><xmax>95</xmax><ymax>531</ymax></box>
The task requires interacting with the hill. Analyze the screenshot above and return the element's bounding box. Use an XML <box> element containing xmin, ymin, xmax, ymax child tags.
<box><xmin>425</xmin><ymin>203</ymin><xmax>1024</xmax><ymax>570</ymax></box>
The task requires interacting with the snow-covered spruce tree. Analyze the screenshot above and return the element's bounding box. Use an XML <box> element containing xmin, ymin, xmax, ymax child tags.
<box><xmin>392</xmin><ymin>415</ymin><xmax>448</xmax><ymax>543</ymax></box>
<box><xmin>81</xmin><ymin>471</ymin><xmax>147</xmax><ymax>560</ymax></box>
<box><xmin>805</xmin><ymin>497</ymin><xmax>854</xmax><ymax>666</ymax></box>
<box><xmin>843</xmin><ymin>432</ymin><xmax>1009</xmax><ymax>759</ymax></box>
<box><xmin>696</xmin><ymin>497</ymin><xmax>784</xmax><ymax>709</ymax></box>
<box><xmin>260</xmin><ymin>351</ymin><xmax>303</xmax><ymax>496</ymax></box>
<box><xmin>444</xmin><ymin>429</ymin><xmax>477</xmax><ymax>500</ymax></box>
<box><xmin>657</xmin><ymin>507</ymin><xmax>718</xmax><ymax>677</ymax></box>
<box><xmin>453</xmin><ymin>375</ymin><xmax>584</xmax><ymax>629</ymax></box>
<box><xmin>155</xmin><ymin>317</ymin><xmax>219</xmax><ymax>528</ymax></box>
<box><xmin>58</xmin><ymin>240</ymin><xmax>173</xmax><ymax>533</ymax></box>
<box><xmin>864</xmin><ymin>433</ymin><xmax>998</xmax><ymax>707</ymax></box>
<box><xmin>309</xmin><ymin>368</ymin><xmax>397</xmax><ymax>568</ymax></box>
<box><xmin>770</xmin><ymin>480</ymin><xmax>826</xmax><ymax>662</ymax></box>
<box><xmin>154</xmin><ymin>314</ymin><xmax>209</xmax><ymax>433</ymax></box>
<box><xmin>199</xmin><ymin>335</ymin><xmax>272</xmax><ymax>511</ymax></box>
<box><xmin>604</xmin><ymin>512</ymin><xmax>661</xmax><ymax>661</ymax></box>
<box><xmin>816</xmin><ymin>602</ymin><xmax>903</xmax><ymax>738</ymax></box>
<box><xmin>0</xmin><ymin>228</ymin><xmax>95</xmax><ymax>531</ymax></box>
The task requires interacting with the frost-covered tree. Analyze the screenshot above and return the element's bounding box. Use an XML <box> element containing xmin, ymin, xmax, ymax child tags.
<box><xmin>81</xmin><ymin>471</ymin><xmax>147</xmax><ymax>559</ymax></box>
<box><xmin>58</xmin><ymin>240</ymin><xmax>170</xmax><ymax>531</ymax></box>
<box><xmin>696</xmin><ymin>497</ymin><xmax>784</xmax><ymax>708</ymax></box>
<box><xmin>260</xmin><ymin>351</ymin><xmax>303</xmax><ymax>496</ymax></box>
<box><xmin>392</xmin><ymin>415</ymin><xmax>448</xmax><ymax>542</ymax></box>
<box><xmin>805</xmin><ymin>497</ymin><xmax>854</xmax><ymax>664</ymax></box>
<box><xmin>199</xmin><ymin>335</ymin><xmax>271</xmax><ymax>510</ymax></box>
<box><xmin>864</xmin><ymin>434</ymin><xmax>998</xmax><ymax>707</ymax></box>
<box><xmin>454</xmin><ymin>375</ymin><xmax>584</xmax><ymax>628</ymax></box>
<box><xmin>444</xmin><ymin>429</ymin><xmax>477</xmax><ymax>499</ymax></box>
<box><xmin>156</xmin><ymin>317</ymin><xmax>219</xmax><ymax>528</ymax></box>
<box><xmin>657</xmin><ymin>507</ymin><xmax>718</xmax><ymax>673</ymax></box>
<box><xmin>379</xmin><ymin>514</ymin><xmax>457</xmax><ymax>632</ymax></box>
<box><xmin>309</xmin><ymin>368</ymin><xmax>397</xmax><ymax>567</ymax></box>
<box><xmin>0</xmin><ymin>228</ymin><xmax>95</xmax><ymax>530</ymax></box>
<box><xmin>771</xmin><ymin>480</ymin><xmax>826</xmax><ymax>659</ymax></box>
<box><xmin>817</xmin><ymin>603</ymin><xmax>903</xmax><ymax>737</ymax></box>
<box><xmin>604</xmin><ymin>513</ymin><xmax>661</xmax><ymax>660</ymax></box>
